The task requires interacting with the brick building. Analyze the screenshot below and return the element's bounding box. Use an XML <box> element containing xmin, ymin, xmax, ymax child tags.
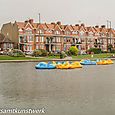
<box><xmin>1</xmin><ymin>19</ymin><xmax>115</xmax><ymax>53</ymax></box>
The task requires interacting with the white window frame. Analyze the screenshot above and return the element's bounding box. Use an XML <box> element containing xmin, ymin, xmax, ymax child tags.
<box><xmin>40</xmin><ymin>44</ymin><xmax>44</xmax><ymax>49</ymax></box>
<box><xmin>40</xmin><ymin>37</ymin><xmax>44</xmax><ymax>42</ymax></box>
<box><xmin>36</xmin><ymin>36</ymin><xmax>39</xmax><ymax>42</ymax></box>
<box><xmin>28</xmin><ymin>45</ymin><xmax>33</xmax><ymax>51</ymax></box>
<box><xmin>36</xmin><ymin>44</ymin><xmax>39</xmax><ymax>49</ymax></box>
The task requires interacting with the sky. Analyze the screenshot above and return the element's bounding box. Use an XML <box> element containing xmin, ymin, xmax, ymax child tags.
<box><xmin>0</xmin><ymin>0</ymin><xmax>115</xmax><ymax>28</ymax></box>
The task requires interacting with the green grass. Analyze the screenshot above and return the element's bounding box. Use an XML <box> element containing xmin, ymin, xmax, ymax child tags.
<box><xmin>47</xmin><ymin>55</ymin><xmax>60</xmax><ymax>59</ymax></box>
<box><xmin>72</xmin><ymin>53</ymin><xmax>114</xmax><ymax>59</ymax></box>
<box><xmin>0</xmin><ymin>55</ymin><xmax>46</xmax><ymax>60</ymax></box>
<box><xmin>0</xmin><ymin>53</ymin><xmax>114</xmax><ymax>61</ymax></box>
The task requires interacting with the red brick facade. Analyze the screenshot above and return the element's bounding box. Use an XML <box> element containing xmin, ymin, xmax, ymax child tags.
<box><xmin>2</xmin><ymin>19</ymin><xmax>115</xmax><ymax>53</ymax></box>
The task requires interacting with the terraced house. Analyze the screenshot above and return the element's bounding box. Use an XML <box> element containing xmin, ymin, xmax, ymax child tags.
<box><xmin>1</xmin><ymin>19</ymin><xmax>115</xmax><ymax>53</ymax></box>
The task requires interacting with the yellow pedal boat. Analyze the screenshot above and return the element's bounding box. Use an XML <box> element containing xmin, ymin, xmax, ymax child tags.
<box><xmin>97</xmin><ymin>59</ymin><xmax>114</xmax><ymax>65</ymax></box>
<box><xmin>56</xmin><ymin>61</ymin><xmax>82</xmax><ymax>69</ymax></box>
<box><xmin>97</xmin><ymin>60</ymin><xmax>108</xmax><ymax>65</ymax></box>
<box><xmin>56</xmin><ymin>62</ymin><xmax>70</xmax><ymax>69</ymax></box>
<box><xmin>106</xmin><ymin>59</ymin><xmax>114</xmax><ymax>64</ymax></box>
<box><xmin>69</xmin><ymin>61</ymin><xmax>82</xmax><ymax>69</ymax></box>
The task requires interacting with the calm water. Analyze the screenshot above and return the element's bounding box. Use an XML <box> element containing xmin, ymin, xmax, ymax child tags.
<box><xmin>0</xmin><ymin>62</ymin><xmax>115</xmax><ymax>115</ymax></box>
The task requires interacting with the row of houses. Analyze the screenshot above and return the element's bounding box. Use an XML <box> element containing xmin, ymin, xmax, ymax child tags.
<box><xmin>1</xmin><ymin>19</ymin><xmax>115</xmax><ymax>53</ymax></box>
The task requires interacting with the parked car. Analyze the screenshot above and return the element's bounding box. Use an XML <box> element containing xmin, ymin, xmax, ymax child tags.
<box><xmin>25</xmin><ymin>51</ymin><xmax>34</xmax><ymax>56</ymax></box>
<box><xmin>80</xmin><ymin>51</ymin><xmax>86</xmax><ymax>55</ymax></box>
<box><xmin>0</xmin><ymin>51</ymin><xmax>4</xmax><ymax>55</ymax></box>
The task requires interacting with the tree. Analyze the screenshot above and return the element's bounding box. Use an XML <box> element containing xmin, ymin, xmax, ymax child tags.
<box><xmin>69</xmin><ymin>46</ymin><xmax>79</xmax><ymax>55</ymax></box>
<box><xmin>108</xmin><ymin>44</ymin><xmax>113</xmax><ymax>52</ymax></box>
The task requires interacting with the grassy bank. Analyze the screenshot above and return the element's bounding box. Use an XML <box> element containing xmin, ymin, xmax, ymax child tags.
<box><xmin>0</xmin><ymin>53</ymin><xmax>114</xmax><ymax>61</ymax></box>
<box><xmin>72</xmin><ymin>53</ymin><xmax>114</xmax><ymax>59</ymax></box>
<box><xmin>0</xmin><ymin>55</ymin><xmax>46</xmax><ymax>60</ymax></box>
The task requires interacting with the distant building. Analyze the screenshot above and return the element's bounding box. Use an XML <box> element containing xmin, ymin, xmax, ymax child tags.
<box><xmin>0</xmin><ymin>33</ymin><xmax>14</xmax><ymax>51</ymax></box>
<box><xmin>1</xmin><ymin>19</ymin><xmax>115</xmax><ymax>53</ymax></box>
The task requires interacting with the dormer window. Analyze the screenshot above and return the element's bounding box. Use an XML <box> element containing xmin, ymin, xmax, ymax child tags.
<box><xmin>89</xmin><ymin>32</ymin><xmax>93</xmax><ymax>37</ymax></box>
<box><xmin>80</xmin><ymin>31</ymin><xmax>84</xmax><ymax>37</ymax></box>
<box><xmin>39</xmin><ymin>29</ymin><xmax>44</xmax><ymax>34</ymax></box>
<box><xmin>65</xmin><ymin>31</ymin><xmax>70</xmax><ymax>35</ymax></box>
<box><xmin>25</xmin><ymin>28</ymin><xmax>32</xmax><ymax>34</ymax></box>
<box><xmin>72</xmin><ymin>31</ymin><xmax>77</xmax><ymax>34</ymax></box>
<box><xmin>55</xmin><ymin>31</ymin><xmax>60</xmax><ymax>35</ymax></box>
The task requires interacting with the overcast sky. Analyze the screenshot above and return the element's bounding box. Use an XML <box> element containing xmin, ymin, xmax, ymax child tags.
<box><xmin>0</xmin><ymin>0</ymin><xmax>115</xmax><ymax>28</ymax></box>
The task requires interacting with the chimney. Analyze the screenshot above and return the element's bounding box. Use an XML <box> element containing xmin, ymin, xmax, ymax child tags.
<box><xmin>51</xmin><ymin>22</ymin><xmax>55</xmax><ymax>25</ymax></box>
<box><xmin>29</xmin><ymin>19</ymin><xmax>34</xmax><ymax>24</ymax></box>
<box><xmin>95</xmin><ymin>25</ymin><xmax>99</xmax><ymax>28</ymax></box>
<box><xmin>101</xmin><ymin>25</ymin><xmax>106</xmax><ymax>28</ymax></box>
<box><xmin>81</xmin><ymin>23</ymin><xmax>85</xmax><ymax>27</ymax></box>
<box><xmin>75</xmin><ymin>24</ymin><xmax>79</xmax><ymax>26</ymax></box>
<box><xmin>25</xmin><ymin>20</ymin><xmax>28</xmax><ymax>23</ymax></box>
<box><xmin>57</xmin><ymin>21</ymin><xmax>61</xmax><ymax>25</ymax></box>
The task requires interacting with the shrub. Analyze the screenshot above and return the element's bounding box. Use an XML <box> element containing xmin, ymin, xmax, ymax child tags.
<box><xmin>33</xmin><ymin>49</ymin><xmax>48</xmax><ymax>57</ymax></box>
<box><xmin>8</xmin><ymin>49</ymin><xmax>25</xmax><ymax>57</ymax></box>
<box><xmin>65</xmin><ymin>50</ymin><xmax>72</xmax><ymax>56</ymax></box>
<box><xmin>110</xmin><ymin>50</ymin><xmax>115</xmax><ymax>53</ymax></box>
<box><xmin>101</xmin><ymin>51</ymin><xmax>108</xmax><ymax>53</ymax></box>
<box><xmin>60</xmin><ymin>51</ymin><xmax>67</xmax><ymax>59</ymax></box>
<box><xmin>69</xmin><ymin>46</ymin><xmax>79</xmax><ymax>56</ymax></box>
<box><xmin>108</xmin><ymin>44</ymin><xmax>113</xmax><ymax>52</ymax></box>
<box><xmin>87</xmin><ymin>48</ymin><xmax>102</xmax><ymax>54</ymax></box>
<box><xmin>48</xmin><ymin>51</ymin><xmax>60</xmax><ymax>56</ymax></box>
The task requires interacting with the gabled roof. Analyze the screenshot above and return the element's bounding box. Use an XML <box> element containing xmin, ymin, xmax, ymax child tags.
<box><xmin>2</xmin><ymin>37</ymin><xmax>13</xmax><ymax>43</ymax></box>
<box><xmin>0</xmin><ymin>33</ymin><xmax>13</xmax><ymax>43</ymax></box>
<box><xmin>37</xmin><ymin>23</ymin><xmax>48</xmax><ymax>30</ymax></box>
<box><xmin>64</xmin><ymin>25</ymin><xmax>73</xmax><ymax>32</ymax></box>
<box><xmin>45</xmin><ymin>23</ymin><xmax>55</xmax><ymax>30</ymax></box>
<box><xmin>0</xmin><ymin>33</ymin><xmax>5</xmax><ymax>42</ymax></box>
<box><xmin>14</xmin><ymin>20</ymin><xmax>115</xmax><ymax>36</ymax></box>
<box><xmin>16</xmin><ymin>22</ymin><xmax>25</xmax><ymax>29</ymax></box>
<box><xmin>72</xmin><ymin>25</ymin><xmax>80</xmax><ymax>31</ymax></box>
<box><xmin>94</xmin><ymin>26</ymin><xmax>100</xmax><ymax>33</ymax></box>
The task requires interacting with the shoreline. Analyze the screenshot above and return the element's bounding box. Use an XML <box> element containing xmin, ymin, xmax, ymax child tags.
<box><xmin>0</xmin><ymin>58</ymin><xmax>115</xmax><ymax>63</ymax></box>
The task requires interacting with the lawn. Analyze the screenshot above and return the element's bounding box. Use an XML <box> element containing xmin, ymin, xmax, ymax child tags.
<box><xmin>0</xmin><ymin>53</ymin><xmax>114</xmax><ymax>61</ymax></box>
<box><xmin>72</xmin><ymin>53</ymin><xmax>114</xmax><ymax>59</ymax></box>
<box><xmin>0</xmin><ymin>55</ymin><xmax>45</xmax><ymax>60</ymax></box>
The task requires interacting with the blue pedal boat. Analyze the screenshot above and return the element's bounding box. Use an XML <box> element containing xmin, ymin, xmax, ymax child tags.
<box><xmin>80</xmin><ymin>60</ymin><xmax>96</xmax><ymax>65</ymax></box>
<box><xmin>35</xmin><ymin>62</ymin><xmax>56</xmax><ymax>69</ymax></box>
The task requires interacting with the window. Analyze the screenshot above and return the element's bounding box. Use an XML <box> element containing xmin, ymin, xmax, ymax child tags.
<box><xmin>36</xmin><ymin>36</ymin><xmax>39</xmax><ymax>42</ymax></box>
<box><xmin>28</xmin><ymin>45</ymin><xmax>32</xmax><ymax>51</ymax></box>
<box><xmin>40</xmin><ymin>45</ymin><xmax>44</xmax><ymax>49</ymax></box>
<box><xmin>56</xmin><ymin>45</ymin><xmax>60</xmax><ymax>51</ymax></box>
<box><xmin>36</xmin><ymin>44</ymin><xmax>39</xmax><ymax>49</ymax></box>
<box><xmin>24</xmin><ymin>36</ymin><xmax>27</xmax><ymax>43</ymax></box>
<box><xmin>9</xmin><ymin>44</ymin><xmax>13</xmax><ymax>48</ymax></box>
<box><xmin>24</xmin><ymin>45</ymin><xmax>27</xmax><ymax>51</ymax></box>
<box><xmin>38</xmin><ymin>30</ymin><xmax>44</xmax><ymax>34</ymax></box>
<box><xmin>25</xmin><ymin>29</ymin><xmax>32</xmax><ymax>34</ymax></box>
<box><xmin>40</xmin><ymin>37</ymin><xmax>44</xmax><ymax>42</ymax></box>
<box><xmin>72</xmin><ymin>31</ymin><xmax>77</xmax><ymax>34</ymax></box>
<box><xmin>19</xmin><ymin>36</ymin><xmax>23</xmax><ymax>43</ymax></box>
<box><xmin>64</xmin><ymin>38</ymin><xmax>66</xmax><ymax>42</ymax></box>
<box><xmin>80</xmin><ymin>31</ymin><xmax>84</xmax><ymax>37</ymax></box>
<box><xmin>65</xmin><ymin>31</ymin><xmax>70</xmax><ymax>35</ymax></box>
<box><xmin>55</xmin><ymin>31</ymin><xmax>60</xmax><ymax>35</ymax></box>
<box><xmin>28</xmin><ymin>36</ymin><xmax>33</xmax><ymax>42</ymax></box>
<box><xmin>56</xmin><ymin>37</ymin><xmax>61</xmax><ymax>42</ymax></box>
<box><xmin>4</xmin><ymin>43</ymin><xmax>7</xmax><ymax>49</ymax></box>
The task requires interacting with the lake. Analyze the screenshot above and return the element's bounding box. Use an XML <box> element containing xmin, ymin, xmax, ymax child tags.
<box><xmin>0</xmin><ymin>62</ymin><xmax>115</xmax><ymax>115</ymax></box>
